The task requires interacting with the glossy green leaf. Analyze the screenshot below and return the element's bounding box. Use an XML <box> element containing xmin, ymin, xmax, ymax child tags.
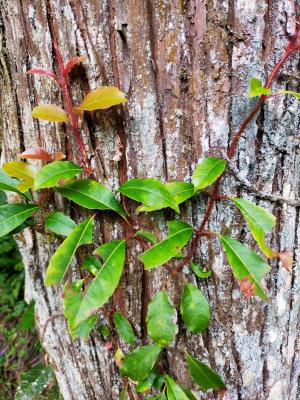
<box><xmin>15</xmin><ymin>364</ymin><xmax>55</xmax><ymax>400</ymax></box>
<box><xmin>165</xmin><ymin>182</ymin><xmax>194</xmax><ymax>204</ymax></box>
<box><xmin>0</xmin><ymin>204</ymin><xmax>39</xmax><ymax>238</ymax></box>
<box><xmin>34</xmin><ymin>161</ymin><xmax>82</xmax><ymax>190</ymax></box>
<box><xmin>180</xmin><ymin>283</ymin><xmax>210</xmax><ymax>333</ymax></box>
<box><xmin>57</xmin><ymin>179</ymin><xmax>126</xmax><ymax>218</ymax></box>
<box><xmin>186</xmin><ymin>353</ymin><xmax>226</xmax><ymax>391</ymax></box>
<box><xmin>114</xmin><ymin>312</ymin><xmax>135</xmax><ymax>344</ymax></box>
<box><xmin>136</xmin><ymin>368</ymin><xmax>159</xmax><ymax>393</ymax></box>
<box><xmin>74</xmin><ymin>240</ymin><xmax>126</xmax><ymax>326</ymax></box>
<box><xmin>248</xmin><ymin>78</ymin><xmax>271</xmax><ymax>98</ymax></box>
<box><xmin>119</xmin><ymin>344</ymin><xmax>161</xmax><ymax>381</ymax></box>
<box><xmin>45</xmin><ymin>211</ymin><xmax>77</xmax><ymax>236</ymax></box>
<box><xmin>32</xmin><ymin>104</ymin><xmax>69</xmax><ymax>122</ymax></box>
<box><xmin>2</xmin><ymin>161</ymin><xmax>35</xmax><ymax>192</ymax></box>
<box><xmin>81</xmin><ymin>255</ymin><xmax>102</xmax><ymax>276</ymax></box>
<box><xmin>146</xmin><ymin>291</ymin><xmax>178</xmax><ymax>347</ymax></box>
<box><xmin>99</xmin><ymin>324</ymin><xmax>111</xmax><ymax>337</ymax></box>
<box><xmin>63</xmin><ymin>281</ymin><xmax>97</xmax><ymax>340</ymax></box>
<box><xmin>45</xmin><ymin>217</ymin><xmax>94</xmax><ymax>286</ymax></box>
<box><xmin>139</xmin><ymin>220</ymin><xmax>193</xmax><ymax>269</ymax></box>
<box><xmin>135</xmin><ymin>230</ymin><xmax>157</xmax><ymax>244</ymax></box>
<box><xmin>119</xmin><ymin>178</ymin><xmax>180</xmax><ymax>213</ymax></box>
<box><xmin>220</xmin><ymin>235</ymin><xmax>271</xmax><ymax>301</ymax></box>
<box><xmin>278</xmin><ymin>89</ymin><xmax>300</xmax><ymax>99</ymax></box>
<box><xmin>192</xmin><ymin>157</ymin><xmax>226</xmax><ymax>191</ymax></box>
<box><xmin>165</xmin><ymin>375</ymin><xmax>189</xmax><ymax>400</ymax></box>
<box><xmin>78</xmin><ymin>86</ymin><xmax>127</xmax><ymax>111</ymax></box>
<box><xmin>0</xmin><ymin>169</ymin><xmax>31</xmax><ymax>199</ymax></box>
<box><xmin>179</xmin><ymin>385</ymin><xmax>198</xmax><ymax>400</ymax></box>
<box><xmin>233</xmin><ymin>198</ymin><xmax>276</xmax><ymax>258</ymax></box>
<box><xmin>190</xmin><ymin>262</ymin><xmax>212</xmax><ymax>279</ymax></box>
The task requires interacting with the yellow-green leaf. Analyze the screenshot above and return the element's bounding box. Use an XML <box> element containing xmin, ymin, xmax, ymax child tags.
<box><xmin>32</xmin><ymin>104</ymin><xmax>68</xmax><ymax>122</ymax></box>
<box><xmin>192</xmin><ymin>157</ymin><xmax>226</xmax><ymax>192</ymax></box>
<box><xmin>78</xmin><ymin>86</ymin><xmax>127</xmax><ymax>111</ymax></box>
<box><xmin>233</xmin><ymin>198</ymin><xmax>276</xmax><ymax>258</ymax></box>
<box><xmin>2</xmin><ymin>161</ymin><xmax>35</xmax><ymax>192</ymax></box>
<box><xmin>248</xmin><ymin>78</ymin><xmax>271</xmax><ymax>98</ymax></box>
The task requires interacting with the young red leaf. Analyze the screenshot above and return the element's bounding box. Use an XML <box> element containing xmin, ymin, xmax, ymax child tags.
<box><xmin>26</xmin><ymin>68</ymin><xmax>57</xmax><ymax>80</ymax></box>
<box><xmin>238</xmin><ymin>276</ymin><xmax>255</xmax><ymax>300</ymax></box>
<box><xmin>64</xmin><ymin>56</ymin><xmax>88</xmax><ymax>77</ymax></box>
<box><xmin>277</xmin><ymin>251</ymin><xmax>293</xmax><ymax>271</ymax></box>
<box><xmin>17</xmin><ymin>147</ymin><xmax>53</xmax><ymax>161</ymax></box>
<box><xmin>54</xmin><ymin>152</ymin><xmax>66</xmax><ymax>161</ymax></box>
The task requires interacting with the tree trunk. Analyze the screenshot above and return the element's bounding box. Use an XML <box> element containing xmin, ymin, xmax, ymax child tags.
<box><xmin>1</xmin><ymin>1</ymin><xmax>300</xmax><ymax>399</ymax></box>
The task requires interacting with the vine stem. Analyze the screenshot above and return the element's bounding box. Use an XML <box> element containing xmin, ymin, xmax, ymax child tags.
<box><xmin>52</xmin><ymin>40</ymin><xmax>92</xmax><ymax>173</ymax></box>
<box><xmin>162</xmin><ymin>21</ymin><xmax>300</xmax><ymax>289</ymax></box>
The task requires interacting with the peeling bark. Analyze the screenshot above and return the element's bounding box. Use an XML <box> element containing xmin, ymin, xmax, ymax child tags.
<box><xmin>0</xmin><ymin>1</ymin><xmax>300</xmax><ymax>399</ymax></box>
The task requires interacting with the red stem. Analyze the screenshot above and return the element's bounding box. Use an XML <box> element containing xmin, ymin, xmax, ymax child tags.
<box><xmin>52</xmin><ymin>41</ymin><xmax>91</xmax><ymax>171</ymax></box>
<box><xmin>163</xmin><ymin>23</ymin><xmax>300</xmax><ymax>285</ymax></box>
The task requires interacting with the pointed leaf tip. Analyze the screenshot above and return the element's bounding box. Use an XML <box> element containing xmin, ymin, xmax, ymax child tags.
<box><xmin>26</xmin><ymin>68</ymin><xmax>57</xmax><ymax>80</ymax></box>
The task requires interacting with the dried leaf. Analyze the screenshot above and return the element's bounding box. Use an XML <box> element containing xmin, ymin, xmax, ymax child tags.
<box><xmin>278</xmin><ymin>251</ymin><xmax>293</xmax><ymax>271</ymax></box>
<box><xmin>32</xmin><ymin>104</ymin><xmax>69</xmax><ymax>123</ymax></box>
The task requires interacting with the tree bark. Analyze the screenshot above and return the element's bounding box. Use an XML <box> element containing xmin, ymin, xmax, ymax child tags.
<box><xmin>1</xmin><ymin>1</ymin><xmax>300</xmax><ymax>399</ymax></box>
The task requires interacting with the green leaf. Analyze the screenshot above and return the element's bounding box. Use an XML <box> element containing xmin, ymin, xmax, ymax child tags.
<box><xmin>220</xmin><ymin>235</ymin><xmax>271</xmax><ymax>301</ymax></box>
<box><xmin>114</xmin><ymin>311</ymin><xmax>135</xmax><ymax>344</ymax></box>
<box><xmin>165</xmin><ymin>182</ymin><xmax>195</xmax><ymax>204</ymax></box>
<box><xmin>119</xmin><ymin>178</ymin><xmax>180</xmax><ymax>213</ymax></box>
<box><xmin>81</xmin><ymin>255</ymin><xmax>102</xmax><ymax>276</ymax></box>
<box><xmin>44</xmin><ymin>217</ymin><xmax>94</xmax><ymax>286</ymax></box>
<box><xmin>146</xmin><ymin>291</ymin><xmax>178</xmax><ymax>347</ymax></box>
<box><xmin>192</xmin><ymin>157</ymin><xmax>226</xmax><ymax>191</ymax></box>
<box><xmin>0</xmin><ymin>204</ymin><xmax>39</xmax><ymax>238</ymax></box>
<box><xmin>34</xmin><ymin>161</ymin><xmax>82</xmax><ymax>190</ymax></box>
<box><xmin>15</xmin><ymin>364</ymin><xmax>55</xmax><ymax>400</ymax></box>
<box><xmin>2</xmin><ymin>161</ymin><xmax>35</xmax><ymax>192</ymax></box>
<box><xmin>0</xmin><ymin>169</ymin><xmax>31</xmax><ymax>199</ymax></box>
<box><xmin>180</xmin><ymin>283</ymin><xmax>210</xmax><ymax>333</ymax></box>
<box><xmin>78</xmin><ymin>86</ymin><xmax>128</xmax><ymax>111</ymax></box>
<box><xmin>45</xmin><ymin>211</ymin><xmax>77</xmax><ymax>236</ymax></box>
<box><xmin>63</xmin><ymin>281</ymin><xmax>97</xmax><ymax>339</ymax></box>
<box><xmin>135</xmin><ymin>230</ymin><xmax>158</xmax><ymax>244</ymax></box>
<box><xmin>165</xmin><ymin>375</ymin><xmax>189</xmax><ymax>400</ymax></box>
<box><xmin>248</xmin><ymin>78</ymin><xmax>271</xmax><ymax>98</ymax></box>
<box><xmin>190</xmin><ymin>262</ymin><xmax>212</xmax><ymax>279</ymax></box>
<box><xmin>74</xmin><ymin>240</ymin><xmax>126</xmax><ymax>326</ymax></box>
<box><xmin>139</xmin><ymin>220</ymin><xmax>193</xmax><ymax>269</ymax></box>
<box><xmin>233</xmin><ymin>198</ymin><xmax>277</xmax><ymax>258</ymax></box>
<box><xmin>57</xmin><ymin>179</ymin><xmax>126</xmax><ymax>218</ymax></box>
<box><xmin>99</xmin><ymin>324</ymin><xmax>111</xmax><ymax>337</ymax></box>
<box><xmin>179</xmin><ymin>385</ymin><xmax>198</xmax><ymax>400</ymax></box>
<box><xmin>186</xmin><ymin>353</ymin><xmax>226</xmax><ymax>391</ymax></box>
<box><xmin>136</xmin><ymin>368</ymin><xmax>159</xmax><ymax>393</ymax></box>
<box><xmin>19</xmin><ymin>301</ymin><xmax>35</xmax><ymax>331</ymax></box>
<box><xmin>120</xmin><ymin>344</ymin><xmax>161</xmax><ymax>381</ymax></box>
<box><xmin>278</xmin><ymin>89</ymin><xmax>300</xmax><ymax>99</ymax></box>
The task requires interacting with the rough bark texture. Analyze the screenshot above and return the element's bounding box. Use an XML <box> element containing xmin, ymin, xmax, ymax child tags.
<box><xmin>0</xmin><ymin>1</ymin><xmax>300</xmax><ymax>399</ymax></box>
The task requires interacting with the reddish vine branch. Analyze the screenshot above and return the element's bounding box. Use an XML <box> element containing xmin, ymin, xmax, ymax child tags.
<box><xmin>162</xmin><ymin>20</ymin><xmax>300</xmax><ymax>287</ymax></box>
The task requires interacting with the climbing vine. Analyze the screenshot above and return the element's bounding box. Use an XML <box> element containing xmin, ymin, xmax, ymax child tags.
<box><xmin>1</xmin><ymin>19</ymin><xmax>300</xmax><ymax>400</ymax></box>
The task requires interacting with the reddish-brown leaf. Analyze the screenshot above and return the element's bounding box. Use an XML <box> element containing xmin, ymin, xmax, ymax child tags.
<box><xmin>17</xmin><ymin>147</ymin><xmax>53</xmax><ymax>161</ymax></box>
<box><xmin>26</xmin><ymin>68</ymin><xmax>57</xmax><ymax>80</ymax></box>
<box><xmin>63</xmin><ymin>56</ymin><xmax>88</xmax><ymax>77</ymax></box>
<box><xmin>278</xmin><ymin>251</ymin><xmax>293</xmax><ymax>271</ymax></box>
<box><xmin>239</xmin><ymin>276</ymin><xmax>255</xmax><ymax>300</ymax></box>
<box><xmin>54</xmin><ymin>152</ymin><xmax>66</xmax><ymax>161</ymax></box>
